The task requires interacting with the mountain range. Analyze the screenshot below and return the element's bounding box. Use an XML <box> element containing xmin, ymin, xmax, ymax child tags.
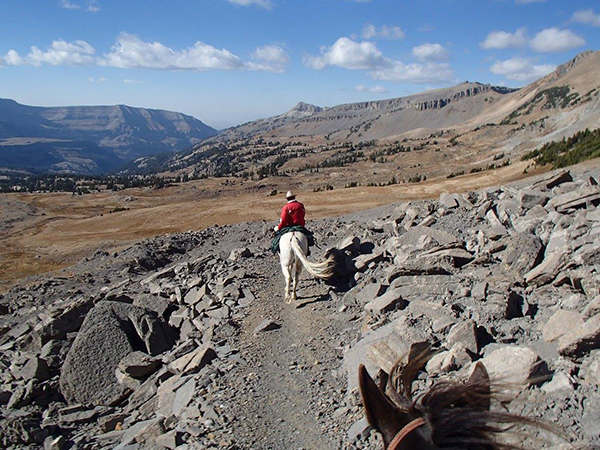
<box><xmin>1</xmin><ymin>50</ymin><xmax>599</xmax><ymax>177</ymax></box>
<box><xmin>128</xmin><ymin>50</ymin><xmax>599</xmax><ymax>181</ymax></box>
<box><xmin>0</xmin><ymin>100</ymin><xmax>217</xmax><ymax>174</ymax></box>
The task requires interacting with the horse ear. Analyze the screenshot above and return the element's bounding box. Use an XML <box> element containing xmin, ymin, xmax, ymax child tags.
<box><xmin>464</xmin><ymin>361</ymin><xmax>491</xmax><ymax>411</ymax></box>
<box><xmin>359</xmin><ymin>364</ymin><xmax>404</xmax><ymax>447</ymax></box>
<box><xmin>377</xmin><ymin>368</ymin><xmax>388</xmax><ymax>391</ymax></box>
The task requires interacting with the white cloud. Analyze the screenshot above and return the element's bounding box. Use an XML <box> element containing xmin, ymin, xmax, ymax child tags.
<box><xmin>356</xmin><ymin>84</ymin><xmax>388</xmax><ymax>93</ymax></box>
<box><xmin>87</xmin><ymin>1</ymin><xmax>100</xmax><ymax>12</ymax></box>
<box><xmin>480</xmin><ymin>28</ymin><xmax>528</xmax><ymax>50</ymax></box>
<box><xmin>371</xmin><ymin>85</ymin><xmax>388</xmax><ymax>93</ymax></box>
<box><xmin>252</xmin><ymin>45</ymin><xmax>288</xmax><ymax>64</ymax></box>
<box><xmin>60</xmin><ymin>0</ymin><xmax>100</xmax><ymax>12</ymax></box>
<box><xmin>370</xmin><ymin>61</ymin><xmax>454</xmax><ymax>84</ymax></box>
<box><xmin>412</xmin><ymin>43</ymin><xmax>449</xmax><ymax>62</ymax></box>
<box><xmin>305</xmin><ymin>36</ymin><xmax>454</xmax><ymax>84</ymax></box>
<box><xmin>573</xmin><ymin>9</ymin><xmax>600</xmax><ymax>27</ymax></box>
<box><xmin>530</xmin><ymin>28</ymin><xmax>585</xmax><ymax>52</ymax></box>
<box><xmin>490</xmin><ymin>57</ymin><xmax>555</xmax><ymax>82</ymax></box>
<box><xmin>99</xmin><ymin>33</ymin><xmax>245</xmax><ymax>71</ymax></box>
<box><xmin>250</xmin><ymin>44</ymin><xmax>289</xmax><ymax>72</ymax></box>
<box><xmin>303</xmin><ymin>37</ymin><xmax>387</xmax><ymax>70</ymax></box>
<box><xmin>123</xmin><ymin>79</ymin><xmax>143</xmax><ymax>84</ymax></box>
<box><xmin>226</xmin><ymin>0</ymin><xmax>274</xmax><ymax>9</ymax></box>
<box><xmin>362</xmin><ymin>24</ymin><xmax>405</xmax><ymax>40</ymax></box>
<box><xmin>61</xmin><ymin>0</ymin><xmax>80</xmax><ymax>9</ymax></box>
<box><xmin>88</xmin><ymin>76</ymin><xmax>108</xmax><ymax>83</ymax></box>
<box><xmin>3</xmin><ymin>50</ymin><xmax>24</xmax><ymax>66</ymax></box>
<box><xmin>3</xmin><ymin>40</ymin><xmax>95</xmax><ymax>66</ymax></box>
<box><xmin>2</xmin><ymin>34</ymin><xmax>281</xmax><ymax>73</ymax></box>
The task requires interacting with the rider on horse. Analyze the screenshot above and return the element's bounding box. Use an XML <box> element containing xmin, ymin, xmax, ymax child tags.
<box><xmin>275</xmin><ymin>190</ymin><xmax>305</xmax><ymax>231</ymax></box>
<box><xmin>272</xmin><ymin>191</ymin><xmax>314</xmax><ymax>254</ymax></box>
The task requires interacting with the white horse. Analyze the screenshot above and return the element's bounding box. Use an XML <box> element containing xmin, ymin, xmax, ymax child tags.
<box><xmin>279</xmin><ymin>231</ymin><xmax>334</xmax><ymax>304</ymax></box>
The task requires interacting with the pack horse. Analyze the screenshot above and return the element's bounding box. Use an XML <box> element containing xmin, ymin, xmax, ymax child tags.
<box><xmin>278</xmin><ymin>231</ymin><xmax>334</xmax><ymax>304</ymax></box>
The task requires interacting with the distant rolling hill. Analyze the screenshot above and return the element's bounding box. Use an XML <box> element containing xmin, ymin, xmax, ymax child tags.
<box><xmin>0</xmin><ymin>100</ymin><xmax>217</xmax><ymax>174</ymax></box>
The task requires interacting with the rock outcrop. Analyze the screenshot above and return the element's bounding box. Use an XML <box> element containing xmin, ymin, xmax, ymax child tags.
<box><xmin>59</xmin><ymin>301</ymin><xmax>172</xmax><ymax>406</ymax></box>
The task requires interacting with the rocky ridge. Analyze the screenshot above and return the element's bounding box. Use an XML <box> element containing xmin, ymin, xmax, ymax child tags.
<box><xmin>127</xmin><ymin>51</ymin><xmax>599</xmax><ymax>180</ymax></box>
<box><xmin>213</xmin><ymin>102</ymin><xmax>324</xmax><ymax>142</ymax></box>
<box><xmin>0</xmin><ymin>166</ymin><xmax>599</xmax><ymax>448</ymax></box>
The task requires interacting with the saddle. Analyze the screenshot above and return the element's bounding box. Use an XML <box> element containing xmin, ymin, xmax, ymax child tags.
<box><xmin>271</xmin><ymin>226</ymin><xmax>315</xmax><ymax>254</ymax></box>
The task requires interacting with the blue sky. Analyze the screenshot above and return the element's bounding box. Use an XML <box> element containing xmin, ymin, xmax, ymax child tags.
<box><xmin>0</xmin><ymin>1</ymin><xmax>598</xmax><ymax>129</ymax></box>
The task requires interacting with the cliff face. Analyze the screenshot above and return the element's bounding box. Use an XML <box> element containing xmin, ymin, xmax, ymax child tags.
<box><xmin>0</xmin><ymin>99</ymin><xmax>217</xmax><ymax>174</ymax></box>
<box><xmin>213</xmin><ymin>102</ymin><xmax>324</xmax><ymax>141</ymax></box>
<box><xmin>414</xmin><ymin>84</ymin><xmax>516</xmax><ymax>111</ymax></box>
<box><xmin>209</xmin><ymin>82</ymin><xmax>517</xmax><ymax>145</ymax></box>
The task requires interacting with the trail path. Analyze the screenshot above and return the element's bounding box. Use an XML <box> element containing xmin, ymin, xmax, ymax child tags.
<box><xmin>208</xmin><ymin>247</ymin><xmax>364</xmax><ymax>449</ymax></box>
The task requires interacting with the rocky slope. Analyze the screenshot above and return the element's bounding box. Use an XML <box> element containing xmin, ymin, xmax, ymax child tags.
<box><xmin>129</xmin><ymin>51</ymin><xmax>599</xmax><ymax>184</ymax></box>
<box><xmin>0</xmin><ymin>99</ymin><xmax>217</xmax><ymax>174</ymax></box>
<box><xmin>214</xmin><ymin>102</ymin><xmax>324</xmax><ymax>142</ymax></box>
<box><xmin>0</xmin><ymin>165</ymin><xmax>599</xmax><ymax>449</ymax></box>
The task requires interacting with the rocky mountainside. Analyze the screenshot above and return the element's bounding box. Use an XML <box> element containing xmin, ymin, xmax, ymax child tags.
<box><xmin>128</xmin><ymin>51</ymin><xmax>599</xmax><ymax>183</ymax></box>
<box><xmin>0</xmin><ymin>99</ymin><xmax>217</xmax><ymax>174</ymax></box>
<box><xmin>208</xmin><ymin>83</ymin><xmax>513</xmax><ymax>145</ymax></box>
<box><xmin>269</xmin><ymin>82</ymin><xmax>515</xmax><ymax>141</ymax></box>
<box><xmin>0</xmin><ymin>165</ymin><xmax>599</xmax><ymax>448</ymax></box>
<box><xmin>214</xmin><ymin>102</ymin><xmax>324</xmax><ymax>142</ymax></box>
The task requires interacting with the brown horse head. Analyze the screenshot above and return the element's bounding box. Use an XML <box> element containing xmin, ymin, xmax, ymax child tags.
<box><xmin>358</xmin><ymin>346</ymin><xmax>540</xmax><ymax>450</ymax></box>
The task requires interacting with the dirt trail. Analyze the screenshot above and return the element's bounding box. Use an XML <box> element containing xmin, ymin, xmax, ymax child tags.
<box><xmin>211</xmin><ymin>253</ymin><xmax>357</xmax><ymax>449</ymax></box>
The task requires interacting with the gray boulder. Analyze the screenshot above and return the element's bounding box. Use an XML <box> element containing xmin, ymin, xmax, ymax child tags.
<box><xmin>481</xmin><ymin>346</ymin><xmax>547</xmax><ymax>398</ymax></box>
<box><xmin>365</xmin><ymin>287</ymin><xmax>406</xmax><ymax>315</ymax></box>
<box><xmin>532</xmin><ymin>169</ymin><xmax>572</xmax><ymax>190</ymax></box>
<box><xmin>580</xmin><ymin>351</ymin><xmax>600</xmax><ymax>386</ymax></box>
<box><xmin>446</xmin><ymin>320</ymin><xmax>479</xmax><ymax>354</ymax></box>
<box><xmin>558</xmin><ymin>314</ymin><xmax>600</xmax><ymax>357</ymax></box>
<box><xmin>503</xmin><ymin>233</ymin><xmax>543</xmax><ymax>277</ymax></box>
<box><xmin>542</xmin><ymin>310</ymin><xmax>585</xmax><ymax>343</ymax></box>
<box><xmin>59</xmin><ymin>301</ymin><xmax>171</xmax><ymax>406</ymax></box>
<box><xmin>518</xmin><ymin>189</ymin><xmax>550</xmax><ymax>210</ymax></box>
<box><xmin>118</xmin><ymin>351</ymin><xmax>162</xmax><ymax>379</ymax></box>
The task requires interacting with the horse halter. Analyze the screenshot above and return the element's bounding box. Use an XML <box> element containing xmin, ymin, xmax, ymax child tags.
<box><xmin>387</xmin><ymin>417</ymin><xmax>427</xmax><ymax>450</ymax></box>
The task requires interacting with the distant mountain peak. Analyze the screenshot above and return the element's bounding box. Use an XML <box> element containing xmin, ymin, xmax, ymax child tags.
<box><xmin>552</xmin><ymin>50</ymin><xmax>596</xmax><ymax>78</ymax></box>
<box><xmin>0</xmin><ymin>99</ymin><xmax>217</xmax><ymax>174</ymax></box>
<box><xmin>282</xmin><ymin>102</ymin><xmax>323</xmax><ymax>119</ymax></box>
<box><xmin>290</xmin><ymin>101</ymin><xmax>321</xmax><ymax>111</ymax></box>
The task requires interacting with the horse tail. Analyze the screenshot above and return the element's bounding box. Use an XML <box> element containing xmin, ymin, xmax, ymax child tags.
<box><xmin>290</xmin><ymin>235</ymin><xmax>335</xmax><ymax>279</ymax></box>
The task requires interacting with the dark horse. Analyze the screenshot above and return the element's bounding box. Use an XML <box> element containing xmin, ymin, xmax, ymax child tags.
<box><xmin>359</xmin><ymin>345</ymin><xmax>547</xmax><ymax>450</ymax></box>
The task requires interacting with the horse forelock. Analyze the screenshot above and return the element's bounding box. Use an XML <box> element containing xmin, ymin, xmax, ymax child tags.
<box><xmin>378</xmin><ymin>348</ymin><xmax>546</xmax><ymax>450</ymax></box>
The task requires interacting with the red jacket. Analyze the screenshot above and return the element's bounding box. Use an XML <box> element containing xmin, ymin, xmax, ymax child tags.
<box><xmin>278</xmin><ymin>200</ymin><xmax>305</xmax><ymax>229</ymax></box>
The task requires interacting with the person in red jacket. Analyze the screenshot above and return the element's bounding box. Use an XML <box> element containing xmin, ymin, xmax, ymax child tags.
<box><xmin>275</xmin><ymin>190</ymin><xmax>305</xmax><ymax>231</ymax></box>
<box><xmin>271</xmin><ymin>190</ymin><xmax>314</xmax><ymax>254</ymax></box>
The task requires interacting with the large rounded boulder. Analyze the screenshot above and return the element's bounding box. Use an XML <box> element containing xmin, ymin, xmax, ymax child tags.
<box><xmin>59</xmin><ymin>301</ymin><xmax>171</xmax><ymax>406</ymax></box>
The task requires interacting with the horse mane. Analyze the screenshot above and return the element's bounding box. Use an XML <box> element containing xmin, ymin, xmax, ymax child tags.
<box><xmin>360</xmin><ymin>345</ymin><xmax>556</xmax><ymax>450</ymax></box>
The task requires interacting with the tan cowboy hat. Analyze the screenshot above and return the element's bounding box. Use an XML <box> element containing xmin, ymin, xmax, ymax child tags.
<box><xmin>286</xmin><ymin>190</ymin><xmax>295</xmax><ymax>200</ymax></box>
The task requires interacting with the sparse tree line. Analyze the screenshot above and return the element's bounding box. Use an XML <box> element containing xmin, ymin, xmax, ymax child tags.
<box><xmin>522</xmin><ymin>128</ymin><xmax>600</xmax><ymax>169</ymax></box>
<box><xmin>4</xmin><ymin>128</ymin><xmax>596</xmax><ymax>194</ymax></box>
<box><xmin>0</xmin><ymin>173</ymin><xmax>186</xmax><ymax>194</ymax></box>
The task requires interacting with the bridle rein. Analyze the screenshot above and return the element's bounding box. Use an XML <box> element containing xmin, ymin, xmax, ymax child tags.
<box><xmin>387</xmin><ymin>417</ymin><xmax>427</xmax><ymax>450</ymax></box>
